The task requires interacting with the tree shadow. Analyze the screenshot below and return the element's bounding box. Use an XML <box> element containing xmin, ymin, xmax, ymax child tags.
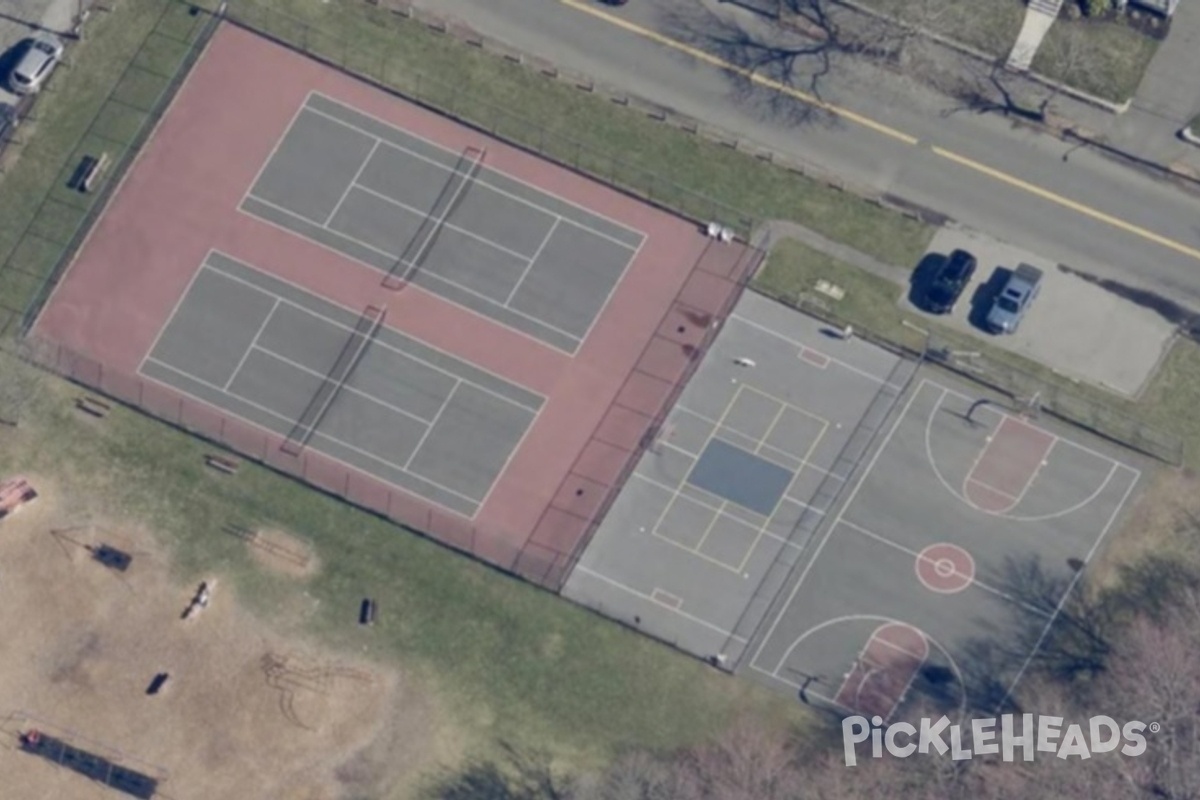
<box><xmin>422</xmin><ymin>741</ymin><xmax>572</xmax><ymax>800</ymax></box>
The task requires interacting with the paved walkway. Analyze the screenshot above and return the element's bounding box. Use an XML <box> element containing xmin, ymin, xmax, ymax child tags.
<box><xmin>1097</xmin><ymin>0</ymin><xmax>1200</xmax><ymax>171</ymax></box>
<box><xmin>1007</xmin><ymin>0</ymin><xmax>1063</xmax><ymax>71</ymax></box>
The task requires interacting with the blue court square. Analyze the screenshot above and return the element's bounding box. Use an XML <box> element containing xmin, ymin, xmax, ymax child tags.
<box><xmin>687</xmin><ymin>438</ymin><xmax>794</xmax><ymax>516</ymax></box>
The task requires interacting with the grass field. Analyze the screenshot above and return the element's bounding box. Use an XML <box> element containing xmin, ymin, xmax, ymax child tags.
<box><xmin>855</xmin><ymin>0</ymin><xmax>1158</xmax><ymax>104</ymax></box>
<box><xmin>0</xmin><ymin>353</ymin><xmax>799</xmax><ymax>795</ymax></box>
<box><xmin>215</xmin><ymin>0</ymin><xmax>932</xmax><ymax>268</ymax></box>
<box><xmin>0</xmin><ymin>0</ymin><xmax>211</xmax><ymax>335</ymax></box>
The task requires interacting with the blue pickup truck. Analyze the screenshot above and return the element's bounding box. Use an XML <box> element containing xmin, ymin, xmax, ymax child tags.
<box><xmin>985</xmin><ymin>263</ymin><xmax>1043</xmax><ymax>334</ymax></box>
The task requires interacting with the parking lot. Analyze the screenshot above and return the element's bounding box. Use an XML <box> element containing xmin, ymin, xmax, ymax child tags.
<box><xmin>904</xmin><ymin>226</ymin><xmax>1174</xmax><ymax>397</ymax></box>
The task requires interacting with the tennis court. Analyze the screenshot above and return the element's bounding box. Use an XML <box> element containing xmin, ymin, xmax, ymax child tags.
<box><xmin>142</xmin><ymin>252</ymin><xmax>542</xmax><ymax>517</ymax></box>
<box><xmin>241</xmin><ymin>93</ymin><xmax>643</xmax><ymax>354</ymax></box>
<box><xmin>28</xmin><ymin>24</ymin><xmax>746</xmax><ymax>584</ymax></box>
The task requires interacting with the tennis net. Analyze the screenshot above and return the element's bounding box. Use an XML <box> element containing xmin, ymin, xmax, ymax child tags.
<box><xmin>281</xmin><ymin>304</ymin><xmax>386</xmax><ymax>455</ymax></box>
<box><xmin>382</xmin><ymin>145</ymin><xmax>487</xmax><ymax>290</ymax></box>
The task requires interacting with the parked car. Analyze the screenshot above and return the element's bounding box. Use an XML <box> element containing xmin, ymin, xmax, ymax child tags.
<box><xmin>922</xmin><ymin>249</ymin><xmax>977</xmax><ymax>314</ymax></box>
<box><xmin>8</xmin><ymin>34</ymin><xmax>64</xmax><ymax>95</ymax></box>
<box><xmin>985</xmin><ymin>263</ymin><xmax>1043</xmax><ymax>334</ymax></box>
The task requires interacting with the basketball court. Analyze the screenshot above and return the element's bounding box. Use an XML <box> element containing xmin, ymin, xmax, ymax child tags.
<box><xmin>565</xmin><ymin>290</ymin><xmax>1145</xmax><ymax>716</ymax></box>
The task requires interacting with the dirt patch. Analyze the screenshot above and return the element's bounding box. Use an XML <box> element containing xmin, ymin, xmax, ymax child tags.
<box><xmin>0</xmin><ymin>489</ymin><xmax>439</xmax><ymax>799</ymax></box>
<box><xmin>1090</xmin><ymin>467</ymin><xmax>1200</xmax><ymax>591</ymax></box>
<box><xmin>240</xmin><ymin>526</ymin><xmax>319</xmax><ymax>579</ymax></box>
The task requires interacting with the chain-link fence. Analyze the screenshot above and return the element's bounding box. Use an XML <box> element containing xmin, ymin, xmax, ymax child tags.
<box><xmin>219</xmin><ymin>1</ymin><xmax>757</xmax><ymax>239</ymax></box>
<box><xmin>923</xmin><ymin>334</ymin><xmax>1184</xmax><ymax>465</ymax></box>
<box><xmin>762</xmin><ymin>287</ymin><xmax>1184</xmax><ymax>466</ymax></box>
<box><xmin>0</xmin><ymin>0</ymin><xmax>220</xmax><ymax>340</ymax></box>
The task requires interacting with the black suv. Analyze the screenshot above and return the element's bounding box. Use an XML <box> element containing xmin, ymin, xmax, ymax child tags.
<box><xmin>922</xmin><ymin>249</ymin><xmax>977</xmax><ymax>314</ymax></box>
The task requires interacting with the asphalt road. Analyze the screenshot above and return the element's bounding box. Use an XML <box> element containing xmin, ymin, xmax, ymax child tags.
<box><xmin>410</xmin><ymin>0</ymin><xmax>1200</xmax><ymax>305</ymax></box>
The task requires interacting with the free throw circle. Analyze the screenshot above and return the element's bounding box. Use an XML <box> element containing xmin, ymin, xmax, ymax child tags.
<box><xmin>916</xmin><ymin>543</ymin><xmax>974</xmax><ymax>594</ymax></box>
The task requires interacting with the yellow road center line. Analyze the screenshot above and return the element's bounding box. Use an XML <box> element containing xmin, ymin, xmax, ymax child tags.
<box><xmin>559</xmin><ymin>0</ymin><xmax>919</xmax><ymax>145</ymax></box>
<box><xmin>932</xmin><ymin>147</ymin><xmax>1200</xmax><ymax>262</ymax></box>
<box><xmin>560</xmin><ymin>0</ymin><xmax>1200</xmax><ymax>264</ymax></box>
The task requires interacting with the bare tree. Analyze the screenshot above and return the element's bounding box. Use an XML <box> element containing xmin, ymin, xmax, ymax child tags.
<box><xmin>658</xmin><ymin>0</ymin><xmax>919</xmax><ymax>126</ymax></box>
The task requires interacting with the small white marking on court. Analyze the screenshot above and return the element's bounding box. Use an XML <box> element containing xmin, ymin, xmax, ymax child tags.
<box><xmin>571</xmin><ymin>565</ymin><xmax>747</xmax><ymax>640</ymax></box>
<box><xmin>651</xmin><ymin>588</ymin><xmax>683</xmax><ymax>610</ymax></box>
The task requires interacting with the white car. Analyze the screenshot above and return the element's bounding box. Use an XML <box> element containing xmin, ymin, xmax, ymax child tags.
<box><xmin>9</xmin><ymin>34</ymin><xmax>64</xmax><ymax>95</ymax></box>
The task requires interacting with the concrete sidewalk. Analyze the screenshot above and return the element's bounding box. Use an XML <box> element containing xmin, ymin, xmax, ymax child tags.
<box><xmin>1096</xmin><ymin>0</ymin><xmax>1200</xmax><ymax>173</ymax></box>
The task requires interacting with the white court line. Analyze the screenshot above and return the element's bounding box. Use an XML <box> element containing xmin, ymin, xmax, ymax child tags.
<box><xmin>236</xmin><ymin>92</ymin><xmax>317</xmax><ymax>215</ymax></box>
<box><xmin>233</xmin><ymin>204</ymin><xmax>578</xmax><ymax>356</ymax></box>
<box><xmin>752</xmin><ymin>377</ymin><xmax>924</xmax><ymax>677</ymax></box>
<box><xmin>224</xmin><ymin>298</ymin><xmax>280</xmax><ymax>391</ymax></box>
<box><xmin>141</xmin><ymin>356</ymin><xmax>484</xmax><ymax>509</ymax></box>
<box><xmin>207</xmin><ymin>249</ymin><xmax>559</xmax><ymax>397</ymax></box>
<box><xmin>504</xmin><ymin>217</ymin><xmax>558</xmax><ymax>306</ymax></box>
<box><xmin>240</xmin><ymin>194</ymin><xmax>586</xmax><ymax>349</ymax></box>
<box><xmin>925</xmin><ymin>388</ymin><xmax>1129</xmax><ymax>524</ymax></box>
<box><xmin>203</xmin><ymin>258</ymin><xmax>542</xmax><ymax>414</ymax></box>
<box><xmin>349</xmin><ymin>180</ymin><xmax>535</xmax><ymax>264</ymax></box>
<box><xmin>574</xmin><ymin>234</ymin><xmax>646</xmax><ymax>352</ymax></box>
<box><xmin>471</xmin><ymin>382</ymin><xmax>549</xmax><ymax>516</ymax></box>
<box><xmin>251</xmin><ymin>345</ymin><xmax>431</xmax><ymax>429</ymax></box>
<box><xmin>963</xmin><ymin>415</ymin><xmax>1058</xmax><ymax>509</ymax></box>
<box><xmin>728</xmin><ymin>313</ymin><xmax>898</xmax><ymax>387</ymax></box>
<box><xmin>305</xmin><ymin>94</ymin><xmax>646</xmax><ymax>250</ymax></box>
<box><xmin>396</xmin><ymin>146</ymin><xmax>488</xmax><ymax>282</ymax></box>
<box><xmin>932</xmin><ymin>378</ymin><xmax>1138</xmax><ymax>471</ymax></box>
<box><xmin>137</xmin><ymin>264</ymin><xmax>208</xmax><ymax>374</ymax></box>
<box><xmin>997</xmin><ymin>469</ymin><xmax>1141</xmax><ymax>711</ymax></box>
<box><xmin>836</xmin><ymin>518</ymin><xmax>1055</xmax><ymax>621</ymax></box>
<box><xmin>192</xmin><ymin>262</ymin><xmax>549</xmax><ymax>524</ymax></box>
<box><xmin>571</xmin><ymin>565</ymin><xmax>747</xmax><ymax>641</ymax></box>
<box><xmin>403</xmin><ymin>379</ymin><xmax>460</xmax><ymax>470</ymax></box>
<box><xmin>651</xmin><ymin>588</ymin><xmax>684</xmax><ymax>610</ymax></box>
<box><xmin>325</xmin><ymin>139</ymin><xmax>381</xmax><ymax>226</ymax></box>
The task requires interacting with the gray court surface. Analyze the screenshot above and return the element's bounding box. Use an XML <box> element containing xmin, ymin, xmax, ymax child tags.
<box><xmin>562</xmin><ymin>290</ymin><xmax>909</xmax><ymax>662</ymax></box>
<box><xmin>743</xmin><ymin>377</ymin><xmax>1142</xmax><ymax>712</ymax></box>
<box><xmin>139</xmin><ymin>251</ymin><xmax>543</xmax><ymax>517</ymax></box>
<box><xmin>241</xmin><ymin>92</ymin><xmax>644</xmax><ymax>354</ymax></box>
<box><xmin>563</xmin><ymin>289</ymin><xmax>1147</xmax><ymax>715</ymax></box>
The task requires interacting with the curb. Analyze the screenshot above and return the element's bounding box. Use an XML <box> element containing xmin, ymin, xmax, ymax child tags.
<box><xmin>836</xmin><ymin>0</ymin><xmax>1133</xmax><ymax>114</ymax></box>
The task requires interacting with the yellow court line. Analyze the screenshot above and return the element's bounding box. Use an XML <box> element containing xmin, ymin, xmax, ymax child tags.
<box><xmin>559</xmin><ymin>0</ymin><xmax>919</xmax><ymax>145</ymax></box>
<box><xmin>932</xmin><ymin>147</ymin><xmax>1200</xmax><ymax>262</ymax></box>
